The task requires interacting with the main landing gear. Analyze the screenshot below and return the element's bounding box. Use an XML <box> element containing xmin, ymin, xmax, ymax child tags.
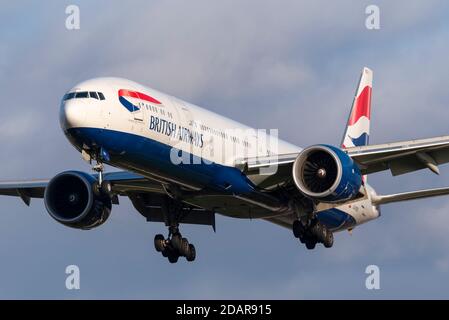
<box><xmin>154</xmin><ymin>197</ymin><xmax>197</xmax><ymax>263</ymax></box>
<box><xmin>154</xmin><ymin>227</ymin><xmax>196</xmax><ymax>263</ymax></box>
<box><xmin>292</xmin><ymin>219</ymin><xmax>334</xmax><ymax>249</ymax></box>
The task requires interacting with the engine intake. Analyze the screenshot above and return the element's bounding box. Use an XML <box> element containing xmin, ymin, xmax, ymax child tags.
<box><xmin>44</xmin><ymin>171</ymin><xmax>111</xmax><ymax>229</ymax></box>
<box><xmin>292</xmin><ymin>145</ymin><xmax>362</xmax><ymax>202</ymax></box>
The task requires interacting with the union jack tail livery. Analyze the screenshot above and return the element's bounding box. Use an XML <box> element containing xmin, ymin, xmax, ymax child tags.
<box><xmin>342</xmin><ymin>67</ymin><xmax>373</xmax><ymax>148</ymax></box>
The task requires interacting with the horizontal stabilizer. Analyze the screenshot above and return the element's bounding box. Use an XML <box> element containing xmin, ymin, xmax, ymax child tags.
<box><xmin>372</xmin><ymin>186</ymin><xmax>449</xmax><ymax>205</ymax></box>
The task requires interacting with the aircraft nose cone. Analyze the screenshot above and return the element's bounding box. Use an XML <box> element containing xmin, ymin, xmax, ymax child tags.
<box><xmin>60</xmin><ymin>101</ymin><xmax>87</xmax><ymax>130</ymax></box>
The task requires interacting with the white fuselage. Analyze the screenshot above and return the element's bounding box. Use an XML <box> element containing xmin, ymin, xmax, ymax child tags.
<box><xmin>60</xmin><ymin>77</ymin><xmax>380</xmax><ymax>231</ymax></box>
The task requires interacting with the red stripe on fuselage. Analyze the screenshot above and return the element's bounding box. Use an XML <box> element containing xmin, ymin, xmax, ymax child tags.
<box><xmin>347</xmin><ymin>86</ymin><xmax>371</xmax><ymax>126</ymax></box>
<box><xmin>118</xmin><ymin>89</ymin><xmax>162</xmax><ymax>104</ymax></box>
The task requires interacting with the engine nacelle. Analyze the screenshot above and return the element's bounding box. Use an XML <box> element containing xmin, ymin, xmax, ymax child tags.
<box><xmin>292</xmin><ymin>145</ymin><xmax>362</xmax><ymax>203</ymax></box>
<box><xmin>44</xmin><ymin>171</ymin><xmax>111</xmax><ymax>230</ymax></box>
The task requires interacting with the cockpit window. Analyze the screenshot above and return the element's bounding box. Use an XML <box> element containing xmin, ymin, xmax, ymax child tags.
<box><xmin>75</xmin><ymin>91</ymin><xmax>88</xmax><ymax>98</ymax></box>
<box><xmin>89</xmin><ymin>92</ymin><xmax>99</xmax><ymax>99</ymax></box>
<box><xmin>63</xmin><ymin>92</ymin><xmax>76</xmax><ymax>100</ymax></box>
<box><xmin>63</xmin><ymin>91</ymin><xmax>105</xmax><ymax>101</ymax></box>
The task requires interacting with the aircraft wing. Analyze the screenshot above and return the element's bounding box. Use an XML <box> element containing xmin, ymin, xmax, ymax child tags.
<box><xmin>0</xmin><ymin>171</ymin><xmax>165</xmax><ymax>206</ymax></box>
<box><xmin>238</xmin><ymin>135</ymin><xmax>449</xmax><ymax>180</ymax></box>
<box><xmin>346</xmin><ymin>135</ymin><xmax>449</xmax><ymax>175</ymax></box>
<box><xmin>0</xmin><ymin>180</ymin><xmax>48</xmax><ymax>205</ymax></box>
<box><xmin>263</xmin><ymin>185</ymin><xmax>449</xmax><ymax>231</ymax></box>
<box><xmin>372</xmin><ymin>186</ymin><xmax>449</xmax><ymax>205</ymax></box>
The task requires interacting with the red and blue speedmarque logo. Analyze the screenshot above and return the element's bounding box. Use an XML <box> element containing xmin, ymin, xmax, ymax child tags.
<box><xmin>118</xmin><ymin>89</ymin><xmax>162</xmax><ymax>112</ymax></box>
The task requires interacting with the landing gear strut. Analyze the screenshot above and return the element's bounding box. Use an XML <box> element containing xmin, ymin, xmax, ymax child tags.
<box><xmin>154</xmin><ymin>197</ymin><xmax>197</xmax><ymax>263</ymax></box>
<box><xmin>93</xmin><ymin>163</ymin><xmax>104</xmax><ymax>185</ymax></box>
<box><xmin>90</xmin><ymin>148</ymin><xmax>113</xmax><ymax>196</ymax></box>
<box><xmin>293</xmin><ymin>218</ymin><xmax>334</xmax><ymax>249</ymax></box>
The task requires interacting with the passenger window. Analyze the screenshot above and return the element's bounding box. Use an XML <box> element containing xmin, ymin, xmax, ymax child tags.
<box><xmin>76</xmin><ymin>91</ymin><xmax>88</xmax><ymax>98</ymax></box>
<box><xmin>98</xmin><ymin>92</ymin><xmax>105</xmax><ymax>100</ymax></box>
<box><xmin>89</xmin><ymin>92</ymin><xmax>99</xmax><ymax>99</ymax></box>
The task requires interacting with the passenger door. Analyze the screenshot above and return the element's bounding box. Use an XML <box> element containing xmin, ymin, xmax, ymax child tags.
<box><xmin>133</xmin><ymin>102</ymin><xmax>144</xmax><ymax>121</ymax></box>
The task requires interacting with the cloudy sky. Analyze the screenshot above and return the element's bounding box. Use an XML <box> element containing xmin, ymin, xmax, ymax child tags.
<box><xmin>1</xmin><ymin>0</ymin><xmax>449</xmax><ymax>299</ymax></box>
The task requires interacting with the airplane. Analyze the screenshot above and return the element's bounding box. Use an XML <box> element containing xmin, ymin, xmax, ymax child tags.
<box><xmin>2</xmin><ymin>67</ymin><xmax>449</xmax><ymax>264</ymax></box>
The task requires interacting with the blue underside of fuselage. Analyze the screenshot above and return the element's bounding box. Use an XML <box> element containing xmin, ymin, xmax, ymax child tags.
<box><xmin>65</xmin><ymin>127</ymin><xmax>355</xmax><ymax>231</ymax></box>
<box><xmin>66</xmin><ymin>127</ymin><xmax>257</xmax><ymax>194</ymax></box>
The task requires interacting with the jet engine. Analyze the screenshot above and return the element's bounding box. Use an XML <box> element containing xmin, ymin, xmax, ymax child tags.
<box><xmin>44</xmin><ymin>171</ymin><xmax>111</xmax><ymax>229</ymax></box>
<box><xmin>292</xmin><ymin>145</ymin><xmax>362</xmax><ymax>203</ymax></box>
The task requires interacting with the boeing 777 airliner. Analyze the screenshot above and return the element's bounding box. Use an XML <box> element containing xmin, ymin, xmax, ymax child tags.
<box><xmin>2</xmin><ymin>67</ymin><xmax>449</xmax><ymax>263</ymax></box>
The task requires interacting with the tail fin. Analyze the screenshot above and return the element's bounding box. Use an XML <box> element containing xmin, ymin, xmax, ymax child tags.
<box><xmin>341</xmin><ymin>67</ymin><xmax>373</xmax><ymax>148</ymax></box>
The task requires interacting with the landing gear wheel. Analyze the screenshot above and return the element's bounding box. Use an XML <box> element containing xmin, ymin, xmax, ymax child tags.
<box><xmin>293</xmin><ymin>220</ymin><xmax>304</xmax><ymax>238</ymax></box>
<box><xmin>93</xmin><ymin>181</ymin><xmax>102</xmax><ymax>196</ymax></box>
<box><xmin>171</xmin><ymin>233</ymin><xmax>182</xmax><ymax>251</ymax></box>
<box><xmin>305</xmin><ymin>240</ymin><xmax>316</xmax><ymax>250</ymax></box>
<box><xmin>154</xmin><ymin>234</ymin><xmax>165</xmax><ymax>252</ymax></box>
<box><xmin>186</xmin><ymin>244</ymin><xmax>196</xmax><ymax>262</ymax></box>
<box><xmin>101</xmin><ymin>180</ymin><xmax>113</xmax><ymax>196</ymax></box>
<box><xmin>180</xmin><ymin>237</ymin><xmax>190</xmax><ymax>257</ymax></box>
<box><xmin>311</xmin><ymin>222</ymin><xmax>324</xmax><ymax>241</ymax></box>
<box><xmin>323</xmin><ymin>230</ymin><xmax>334</xmax><ymax>248</ymax></box>
<box><xmin>167</xmin><ymin>250</ymin><xmax>179</xmax><ymax>264</ymax></box>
